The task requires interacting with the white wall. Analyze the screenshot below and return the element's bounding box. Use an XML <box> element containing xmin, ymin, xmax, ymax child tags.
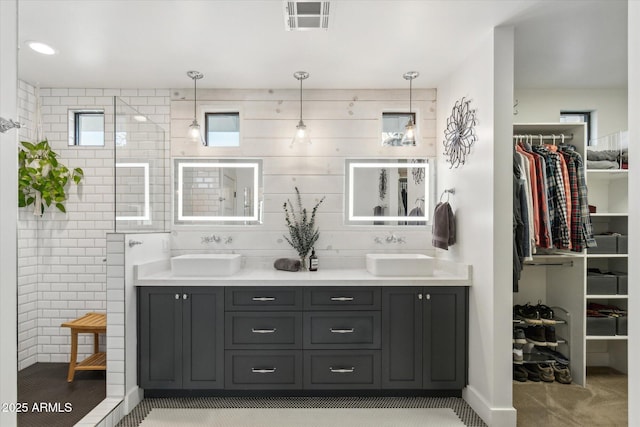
<box><xmin>627</xmin><ymin>2</ymin><xmax>639</xmax><ymax>425</ymax></box>
<box><xmin>514</xmin><ymin>88</ymin><xmax>628</xmax><ymax>140</ymax></box>
<box><xmin>437</xmin><ymin>27</ymin><xmax>516</xmax><ymax>427</ymax></box>
<box><xmin>0</xmin><ymin>2</ymin><xmax>18</xmax><ymax>426</ymax></box>
<box><xmin>169</xmin><ymin>89</ymin><xmax>438</xmax><ymax>267</ymax></box>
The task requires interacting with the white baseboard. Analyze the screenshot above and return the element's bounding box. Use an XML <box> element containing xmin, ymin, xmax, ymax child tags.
<box><xmin>124</xmin><ymin>386</ymin><xmax>144</xmax><ymax>414</ymax></box>
<box><xmin>463</xmin><ymin>385</ymin><xmax>517</xmax><ymax>427</ymax></box>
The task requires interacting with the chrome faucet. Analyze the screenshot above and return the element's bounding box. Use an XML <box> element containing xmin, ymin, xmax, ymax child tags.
<box><xmin>374</xmin><ymin>233</ymin><xmax>405</xmax><ymax>244</ymax></box>
<box><xmin>201</xmin><ymin>234</ymin><xmax>232</xmax><ymax>244</ymax></box>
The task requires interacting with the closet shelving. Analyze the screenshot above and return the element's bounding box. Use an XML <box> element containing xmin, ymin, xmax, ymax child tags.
<box><xmin>585</xmin><ymin>131</ymin><xmax>628</xmax><ymax>370</ymax></box>
<box><xmin>513</xmin><ymin>122</ymin><xmax>629</xmax><ymax>385</ymax></box>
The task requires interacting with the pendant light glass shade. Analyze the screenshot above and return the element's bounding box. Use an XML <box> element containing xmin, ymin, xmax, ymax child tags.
<box><xmin>187</xmin><ymin>70</ymin><xmax>206</xmax><ymax>146</ymax></box>
<box><xmin>291</xmin><ymin>71</ymin><xmax>311</xmax><ymax>146</ymax></box>
<box><xmin>401</xmin><ymin>71</ymin><xmax>419</xmax><ymax>146</ymax></box>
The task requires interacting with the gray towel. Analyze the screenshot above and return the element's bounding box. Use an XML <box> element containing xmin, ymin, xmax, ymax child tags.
<box><xmin>274</xmin><ymin>258</ymin><xmax>301</xmax><ymax>272</ymax></box>
<box><xmin>432</xmin><ymin>202</ymin><xmax>456</xmax><ymax>250</ymax></box>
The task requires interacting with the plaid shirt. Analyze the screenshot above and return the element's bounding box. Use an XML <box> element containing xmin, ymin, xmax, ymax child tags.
<box><xmin>561</xmin><ymin>146</ymin><xmax>596</xmax><ymax>248</ymax></box>
<box><xmin>533</xmin><ymin>146</ymin><xmax>571</xmax><ymax>249</ymax></box>
<box><xmin>560</xmin><ymin>151</ymin><xmax>581</xmax><ymax>251</ymax></box>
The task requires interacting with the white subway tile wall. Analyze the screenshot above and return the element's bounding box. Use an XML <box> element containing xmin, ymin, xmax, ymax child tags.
<box><xmin>106</xmin><ymin>234</ymin><xmax>125</xmax><ymax>398</ymax></box>
<box><xmin>17</xmin><ymin>83</ymin><xmax>170</xmax><ymax>366</ymax></box>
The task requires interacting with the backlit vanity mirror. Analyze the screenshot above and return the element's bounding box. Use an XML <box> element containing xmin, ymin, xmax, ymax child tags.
<box><xmin>345</xmin><ymin>158</ymin><xmax>433</xmax><ymax>225</ymax></box>
<box><xmin>174</xmin><ymin>158</ymin><xmax>263</xmax><ymax>225</ymax></box>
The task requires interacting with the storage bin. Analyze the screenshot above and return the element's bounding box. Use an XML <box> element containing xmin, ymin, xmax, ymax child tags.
<box><xmin>587</xmin><ymin>273</ymin><xmax>617</xmax><ymax>295</ymax></box>
<box><xmin>586</xmin><ymin>316</ymin><xmax>616</xmax><ymax>336</ymax></box>
<box><xmin>588</xmin><ymin>235</ymin><xmax>617</xmax><ymax>254</ymax></box>
<box><xmin>615</xmin><ymin>273</ymin><xmax>628</xmax><ymax>295</ymax></box>
<box><xmin>616</xmin><ymin>316</ymin><xmax>627</xmax><ymax>336</ymax></box>
<box><xmin>617</xmin><ymin>235</ymin><xmax>628</xmax><ymax>254</ymax></box>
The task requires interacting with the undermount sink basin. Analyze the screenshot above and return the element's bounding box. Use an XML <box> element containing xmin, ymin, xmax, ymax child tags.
<box><xmin>366</xmin><ymin>253</ymin><xmax>434</xmax><ymax>277</ymax></box>
<box><xmin>171</xmin><ymin>254</ymin><xmax>242</xmax><ymax>276</ymax></box>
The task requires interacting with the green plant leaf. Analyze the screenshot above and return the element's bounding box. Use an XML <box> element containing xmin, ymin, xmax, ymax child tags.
<box><xmin>55</xmin><ymin>203</ymin><xmax>66</xmax><ymax>213</ymax></box>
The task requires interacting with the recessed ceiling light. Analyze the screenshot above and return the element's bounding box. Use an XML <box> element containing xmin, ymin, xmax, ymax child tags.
<box><xmin>133</xmin><ymin>115</ymin><xmax>147</xmax><ymax>122</ymax></box>
<box><xmin>27</xmin><ymin>41</ymin><xmax>57</xmax><ymax>55</ymax></box>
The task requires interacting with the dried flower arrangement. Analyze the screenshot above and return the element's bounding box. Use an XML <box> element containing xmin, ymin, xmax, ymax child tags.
<box><xmin>283</xmin><ymin>187</ymin><xmax>325</xmax><ymax>270</ymax></box>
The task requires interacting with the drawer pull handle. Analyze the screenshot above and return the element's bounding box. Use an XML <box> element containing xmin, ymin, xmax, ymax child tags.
<box><xmin>251</xmin><ymin>368</ymin><xmax>276</xmax><ymax>374</ymax></box>
<box><xmin>252</xmin><ymin>297</ymin><xmax>276</xmax><ymax>302</ymax></box>
<box><xmin>330</xmin><ymin>296</ymin><xmax>354</xmax><ymax>301</ymax></box>
<box><xmin>251</xmin><ymin>328</ymin><xmax>277</xmax><ymax>334</ymax></box>
<box><xmin>329</xmin><ymin>367</ymin><xmax>355</xmax><ymax>374</ymax></box>
<box><xmin>330</xmin><ymin>328</ymin><xmax>354</xmax><ymax>334</ymax></box>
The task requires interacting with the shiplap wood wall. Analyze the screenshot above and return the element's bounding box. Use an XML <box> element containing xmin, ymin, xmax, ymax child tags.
<box><xmin>170</xmin><ymin>88</ymin><xmax>438</xmax><ymax>268</ymax></box>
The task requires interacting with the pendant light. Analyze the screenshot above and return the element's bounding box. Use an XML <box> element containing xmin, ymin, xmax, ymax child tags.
<box><xmin>401</xmin><ymin>71</ymin><xmax>419</xmax><ymax>146</ymax></box>
<box><xmin>291</xmin><ymin>71</ymin><xmax>311</xmax><ymax>146</ymax></box>
<box><xmin>187</xmin><ymin>70</ymin><xmax>205</xmax><ymax>146</ymax></box>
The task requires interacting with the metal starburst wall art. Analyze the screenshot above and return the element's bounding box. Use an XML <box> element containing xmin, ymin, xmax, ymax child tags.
<box><xmin>443</xmin><ymin>97</ymin><xmax>477</xmax><ymax>168</ymax></box>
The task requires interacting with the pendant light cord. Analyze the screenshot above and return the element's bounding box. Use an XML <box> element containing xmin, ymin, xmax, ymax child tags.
<box><xmin>193</xmin><ymin>77</ymin><xmax>197</xmax><ymax>120</ymax></box>
<box><xmin>409</xmin><ymin>77</ymin><xmax>412</xmax><ymax>115</ymax></box>
<box><xmin>299</xmin><ymin>77</ymin><xmax>303</xmax><ymax>122</ymax></box>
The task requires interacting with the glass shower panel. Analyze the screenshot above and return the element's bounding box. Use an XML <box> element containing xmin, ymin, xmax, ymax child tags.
<box><xmin>114</xmin><ymin>97</ymin><xmax>167</xmax><ymax>232</ymax></box>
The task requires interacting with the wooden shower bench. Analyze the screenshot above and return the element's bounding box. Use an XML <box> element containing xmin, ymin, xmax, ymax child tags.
<box><xmin>61</xmin><ymin>312</ymin><xmax>106</xmax><ymax>382</ymax></box>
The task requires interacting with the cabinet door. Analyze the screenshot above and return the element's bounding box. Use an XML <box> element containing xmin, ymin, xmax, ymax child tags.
<box><xmin>182</xmin><ymin>287</ymin><xmax>225</xmax><ymax>389</ymax></box>
<box><xmin>422</xmin><ymin>287</ymin><xmax>467</xmax><ymax>389</ymax></box>
<box><xmin>381</xmin><ymin>287</ymin><xmax>422</xmax><ymax>389</ymax></box>
<box><xmin>139</xmin><ymin>287</ymin><xmax>183</xmax><ymax>389</ymax></box>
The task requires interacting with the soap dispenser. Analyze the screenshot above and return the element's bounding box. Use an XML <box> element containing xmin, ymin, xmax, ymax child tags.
<box><xmin>309</xmin><ymin>248</ymin><xmax>318</xmax><ymax>271</ymax></box>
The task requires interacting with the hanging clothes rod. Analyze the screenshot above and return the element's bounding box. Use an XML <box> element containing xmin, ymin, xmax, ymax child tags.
<box><xmin>513</xmin><ymin>133</ymin><xmax>574</xmax><ymax>141</ymax></box>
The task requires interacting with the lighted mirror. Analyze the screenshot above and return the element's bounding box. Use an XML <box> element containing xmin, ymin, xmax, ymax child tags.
<box><xmin>345</xmin><ymin>158</ymin><xmax>432</xmax><ymax>225</ymax></box>
<box><xmin>174</xmin><ymin>158</ymin><xmax>262</xmax><ymax>225</ymax></box>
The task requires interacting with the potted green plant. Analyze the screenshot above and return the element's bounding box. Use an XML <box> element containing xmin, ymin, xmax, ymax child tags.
<box><xmin>283</xmin><ymin>187</ymin><xmax>324</xmax><ymax>270</ymax></box>
<box><xmin>18</xmin><ymin>140</ymin><xmax>84</xmax><ymax>216</ymax></box>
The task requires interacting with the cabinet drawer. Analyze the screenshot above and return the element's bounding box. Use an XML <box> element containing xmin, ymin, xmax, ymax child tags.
<box><xmin>304</xmin><ymin>350</ymin><xmax>380</xmax><ymax>389</ymax></box>
<box><xmin>226</xmin><ymin>287</ymin><xmax>302</xmax><ymax>311</ymax></box>
<box><xmin>225</xmin><ymin>350</ymin><xmax>302</xmax><ymax>389</ymax></box>
<box><xmin>225</xmin><ymin>312</ymin><xmax>302</xmax><ymax>349</ymax></box>
<box><xmin>304</xmin><ymin>287</ymin><xmax>381</xmax><ymax>310</ymax></box>
<box><xmin>304</xmin><ymin>312</ymin><xmax>380</xmax><ymax>349</ymax></box>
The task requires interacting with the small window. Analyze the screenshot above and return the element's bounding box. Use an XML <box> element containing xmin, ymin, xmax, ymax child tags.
<box><xmin>560</xmin><ymin>111</ymin><xmax>592</xmax><ymax>145</ymax></box>
<box><xmin>205</xmin><ymin>112</ymin><xmax>240</xmax><ymax>147</ymax></box>
<box><xmin>381</xmin><ymin>112</ymin><xmax>416</xmax><ymax>146</ymax></box>
<box><xmin>68</xmin><ymin>110</ymin><xmax>104</xmax><ymax>146</ymax></box>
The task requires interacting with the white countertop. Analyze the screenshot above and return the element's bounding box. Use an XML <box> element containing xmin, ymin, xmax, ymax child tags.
<box><xmin>134</xmin><ymin>259</ymin><xmax>471</xmax><ymax>287</ymax></box>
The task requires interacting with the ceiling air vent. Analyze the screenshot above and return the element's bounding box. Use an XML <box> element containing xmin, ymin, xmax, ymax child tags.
<box><xmin>284</xmin><ymin>1</ymin><xmax>330</xmax><ymax>31</ymax></box>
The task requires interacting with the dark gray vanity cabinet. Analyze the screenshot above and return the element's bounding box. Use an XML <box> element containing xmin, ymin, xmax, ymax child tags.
<box><xmin>382</xmin><ymin>286</ymin><xmax>467</xmax><ymax>390</ymax></box>
<box><xmin>422</xmin><ymin>287</ymin><xmax>467</xmax><ymax>389</ymax></box>
<box><xmin>138</xmin><ymin>287</ymin><xmax>224</xmax><ymax>389</ymax></box>
<box><xmin>139</xmin><ymin>285</ymin><xmax>467</xmax><ymax>394</ymax></box>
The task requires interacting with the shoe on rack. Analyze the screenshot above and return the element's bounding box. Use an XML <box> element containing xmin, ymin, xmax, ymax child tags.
<box><xmin>513</xmin><ymin>328</ymin><xmax>527</xmax><ymax>345</ymax></box>
<box><xmin>545</xmin><ymin>325</ymin><xmax>558</xmax><ymax>347</ymax></box>
<box><xmin>524</xmin><ymin>325</ymin><xmax>546</xmax><ymax>346</ymax></box>
<box><xmin>513</xmin><ymin>347</ymin><xmax>524</xmax><ymax>364</ymax></box>
<box><xmin>533</xmin><ymin>346</ymin><xmax>570</xmax><ymax>365</ymax></box>
<box><xmin>513</xmin><ymin>365</ymin><xmax>528</xmax><ymax>382</ymax></box>
<box><xmin>535</xmin><ymin>363</ymin><xmax>555</xmax><ymax>382</ymax></box>
<box><xmin>522</xmin><ymin>364</ymin><xmax>541</xmax><ymax>382</ymax></box>
<box><xmin>536</xmin><ymin>301</ymin><xmax>556</xmax><ymax>325</ymax></box>
<box><xmin>551</xmin><ymin>363</ymin><xmax>572</xmax><ymax>384</ymax></box>
<box><xmin>514</xmin><ymin>303</ymin><xmax>542</xmax><ymax>325</ymax></box>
